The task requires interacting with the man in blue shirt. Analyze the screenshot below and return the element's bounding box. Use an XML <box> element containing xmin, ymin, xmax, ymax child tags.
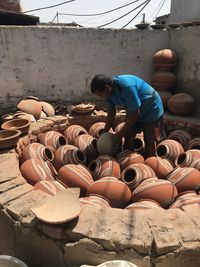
<box><xmin>90</xmin><ymin>74</ymin><xmax>165</xmax><ymax>157</ymax></box>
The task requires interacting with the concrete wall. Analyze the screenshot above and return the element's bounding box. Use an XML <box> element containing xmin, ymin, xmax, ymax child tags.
<box><xmin>0</xmin><ymin>0</ymin><xmax>20</xmax><ymax>12</ymax></box>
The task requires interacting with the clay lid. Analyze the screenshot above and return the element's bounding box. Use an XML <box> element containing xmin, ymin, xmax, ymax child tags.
<box><xmin>31</xmin><ymin>188</ymin><xmax>81</xmax><ymax>224</ymax></box>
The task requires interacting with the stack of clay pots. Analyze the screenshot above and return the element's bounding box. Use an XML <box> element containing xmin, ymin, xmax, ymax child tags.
<box><xmin>19</xmin><ymin>120</ymin><xmax>200</xmax><ymax>210</ymax></box>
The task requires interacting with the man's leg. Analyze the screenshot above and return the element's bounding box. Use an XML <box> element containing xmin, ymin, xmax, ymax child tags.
<box><xmin>124</xmin><ymin>126</ymin><xmax>138</xmax><ymax>150</ymax></box>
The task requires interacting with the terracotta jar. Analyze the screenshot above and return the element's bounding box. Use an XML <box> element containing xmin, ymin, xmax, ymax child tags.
<box><xmin>175</xmin><ymin>149</ymin><xmax>200</xmax><ymax>167</ymax></box>
<box><xmin>21</xmin><ymin>143</ymin><xmax>54</xmax><ymax>164</ymax></box>
<box><xmin>131</xmin><ymin>178</ymin><xmax>178</xmax><ymax>209</ymax></box>
<box><xmin>158</xmin><ymin>91</ymin><xmax>173</xmax><ymax>109</ymax></box>
<box><xmin>88</xmin><ymin>155</ymin><xmax>121</xmax><ymax>181</ymax></box>
<box><xmin>20</xmin><ymin>159</ymin><xmax>57</xmax><ymax>185</ymax></box>
<box><xmin>166</xmin><ymin>166</ymin><xmax>200</xmax><ymax>193</ymax></box>
<box><xmin>63</xmin><ymin>124</ymin><xmax>88</xmax><ymax>145</ymax></box>
<box><xmin>153</xmin><ymin>49</ymin><xmax>177</xmax><ymax>70</ymax></box>
<box><xmin>40</xmin><ymin>101</ymin><xmax>55</xmax><ymax>117</ymax></box>
<box><xmin>38</xmin><ymin>130</ymin><xmax>67</xmax><ymax>153</ymax></box>
<box><xmin>167</xmin><ymin>93</ymin><xmax>195</xmax><ymax>116</ymax></box>
<box><xmin>144</xmin><ymin>156</ymin><xmax>174</xmax><ymax>179</ymax></box>
<box><xmin>79</xmin><ymin>195</ymin><xmax>110</xmax><ymax>208</ymax></box>
<box><xmin>133</xmin><ymin>135</ymin><xmax>145</xmax><ymax>154</ymax></box>
<box><xmin>14</xmin><ymin>111</ymin><xmax>36</xmax><ymax>122</ymax></box>
<box><xmin>151</xmin><ymin>71</ymin><xmax>176</xmax><ymax>91</ymax></box>
<box><xmin>87</xmin><ymin>176</ymin><xmax>131</xmax><ymax>208</ymax></box>
<box><xmin>167</xmin><ymin>130</ymin><xmax>191</xmax><ymax>150</ymax></box>
<box><xmin>116</xmin><ymin>150</ymin><xmax>144</xmax><ymax>171</ymax></box>
<box><xmin>191</xmin><ymin>159</ymin><xmax>200</xmax><ymax>171</ymax></box>
<box><xmin>58</xmin><ymin>164</ymin><xmax>94</xmax><ymax>196</ymax></box>
<box><xmin>188</xmin><ymin>137</ymin><xmax>200</xmax><ymax>150</ymax></box>
<box><xmin>121</xmin><ymin>163</ymin><xmax>156</xmax><ymax>191</ymax></box>
<box><xmin>125</xmin><ymin>199</ymin><xmax>162</xmax><ymax>210</ymax></box>
<box><xmin>156</xmin><ymin>139</ymin><xmax>184</xmax><ymax>165</ymax></box>
<box><xmin>34</xmin><ymin>180</ymin><xmax>67</xmax><ymax>196</ymax></box>
<box><xmin>89</xmin><ymin>122</ymin><xmax>106</xmax><ymax>138</ymax></box>
<box><xmin>17</xmin><ymin>99</ymin><xmax>42</xmax><ymax>120</ymax></box>
<box><xmin>74</xmin><ymin>134</ymin><xmax>98</xmax><ymax>162</ymax></box>
<box><xmin>170</xmin><ymin>191</ymin><xmax>200</xmax><ymax>209</ymax></box>
<box><xmin>53</xmin><ymin>145</ymin><xmax>86</xmax><ymax>171</ymax></box>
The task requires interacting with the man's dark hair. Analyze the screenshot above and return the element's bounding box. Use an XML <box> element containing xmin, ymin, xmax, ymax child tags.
<box><xmin>90</xmin><ymin>74</ymin><xmax>112</xmax><ymax>94</ymax></box>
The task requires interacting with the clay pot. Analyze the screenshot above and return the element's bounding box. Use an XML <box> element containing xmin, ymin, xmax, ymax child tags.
<box><xmin>14</xmin><ymin>111</ymin><xmax>36</xmax><ymax>122</ymax></box>
<box><xmin>57</xmin><ymin>164</ymin><xmax>94</xmax><ymax>196</ymax></box>
<box><xmin>79</xmin><ymin>195</ymin><xmax>110</xmax><ymax>207</ymax></box>
<box><xmin>88</xmin><ymin>155</ymin><xmax>121</xmax><ymax>180</ymax></box>
<box><xmin>40</xmin><ymin>101</ymin><xmax>55</xmax><ymax>117</ymax></box>
<box><xmin>114</xmin><ymin>122</ymin><xmax>125</xmax><ymax>132</ymax></box>
<box><xmin>34</xmin><ymin>180</ymin><xmax>67</xmax><ymax>196</ymax></box>
<box><xmin>167</xmin><ymin>130</ymin><xmax>191</xmax><ymax>150</ymax></box>
<box><xmin>21</xmin><ymin>143</ymin><xmax>54</xmax><ymax>164</ymax></box>
<box><xmin>156</xmin><ymin>139</ymin><xmax>184</xmax><ymax>165</ymax></box>
<box><xmin>0</xmin><ymin>129</ymin><xmax>21</xmax><ymax>149</ymax></box>
<box><xmin>158</xmin><ymin>91</ymin><xmax>173</xmax><ymax>109</ymax></box>
<box><xmin>38</xmin><ymin>131</ymin><xmax>67</xmax><ymax>153</ymax></box>
<box><xmin>144</xmin><ymin>156</ymin><xmax>174</xmax><ymax>179</ymax></box>
<box><xmin>133</xmin><ymin>135</ymin><xmax>145</xmax><ymax>154</ymax></box>
<box><xmin>17</xmin><ymin>99</ymin><xmax>42</xmax><ymax>120</ymax></box>
<box><xmin>167</xmin><ymin>93</ymin><xmax>195</xmax><ymax>116</ymax></box>
<box><xmin>116</xmin><ymin>150</ymin><xmax>144</xmax><ymax>171</ymax></box>
<box><xmin>153</xmin><ymin>49</ymin><xmax>177</xmax><ymax>70</ymax></box>
<box><xmin>74</xmin><ymin>134</ymin><xmax>98</xmax><ymax>162</ymax></box>
<box><xmin>53</xmin><ymin>145</ymin><xmax>86</xmax><ymax>171</ymax></box>
<box><xmin>87</xmin><ymin>176</ymin><xmax>132</xmax><ymax>208</ymax></box>
<box><xmin>188</xmin><ymin>138</ymin><xmax>200</xmax><ymax>150</ymax></box>
<box><xmin>151</xmin><ymin>71</ymin><xmax>176</xmax><ymax>91</ymax></box>
<box><xmin>121</xmin><ymin>163</ymin><xmax>156</xmax><ymax>191</ymax></box>
<box><xmin>175</xmin><ymin>149</ymin><xmax>200</xmax><ymax>167</ymax></box>
<box><xmin>1</xmin><ymin>118</ymin><xmax>30</xmax><ymax>135</ymax></box>
<box><xmin>97</xmin><ymin>132</ymin><xmax>121</xmax><ymax>156</ymax></box>
<box><xmin>89</xmin><ymin>122</ymin><xmax>106</xmax><ymax>138</ymax></box>
<box><xmin>131</xmin><ymin>178</ymin><xmax>178</xmax><ymax>208</ymax></box>
<box><xmin>191</xmin><ymin>159</ymin><xmax>200</xmax><ymax>171</ymax></box>
<box><xmin>20</xmin><ymin>159</ymin><xmax>57</xmax><ymax>185</ymax></box>
<box><xmin>167</xmin><ymin>167</ymin><xmax>200</xmax><ymax>193</ymax></box>
<box><xmin>170</xmin><ymin>191</ymin><xmax>200</xmax><ymax>209</ymax></box>
<box><xmin>125</xmin><ymin>199</ymin><xmax>162</xmax><ymax>210</ymax></box>
<box><xmin>24</xmin><ymin>96</ymin><xmax>39</xmax><ymax>101</ymax></box>
<box><xmin>64</xmin><ymin>124</ymin><xmax>88</xmax><ymax>145</ymax></box>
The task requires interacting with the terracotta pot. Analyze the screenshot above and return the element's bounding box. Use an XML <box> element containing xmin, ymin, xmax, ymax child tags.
<box><xmin>175</xmin><ymin>149</ymin><xmax>200</xmax><ymax>167</ymax></box>
<box><xmin>79</xmin><ymin>195</ymin><xmax>110</xmax><ymax>207</ymax></box>
<box><xmin>53</xmin><ymin>145</ymin><xmax>86</xmax><ymax>171</ymax></box>
<box><xmin>40</xmin><ymin>101</ymin><xmax>55</xmax><ymax>117</ymax></box>
<box><xmin>58</xmin><ymin>164</ymin><xmax>93</xmax><ymax>196</ymax></box>
<box><xmin>14</xmin><ymin>111</ymin><xmax>36</xmax><ymax>122</ymax></box>
<box><xmin>133</xmin><ymin>135</ymin><xmax>145</xmax><ymax>154</ymax></box>
<box><xmin>121</xmin><ymin>163</ymin><xmax>156</xmax><ymax>191</ymax></box>
<box><xmin>151</xmin><ymin>71</ymin><xmax>176</xmax><ymax>91</ymax></box>
<box><xmin>97</xmin><ymin>132</ymin><xmax>121</xmax><ymax>156</ymax></box>
<box><xmin>17</xmin><ymin>99</ymin><xmax>42</xmax><ymax>120</ymax></box>
<box><xmin>167</xmin><ymin>93</ymin><xmax>195</xmax><ymax>116</ymax></box>
<box><xmin>158</xmin><ymin>91</ymin><xmax>173</xmax><ymax>109</ymax></box>
<box><xmin>125</xmin><ymin>199</ymin><xmax>162</xmax><ymax>210</ymax></box>
<box><xmin>188</xmin><ymin>138</ymin><xmax>200</xmax><ymax>150</ymax></box>
<box><xmin>20</xmin><ymin>159</ymin><xmax>57</xmax><ymax>185</ymax></box>
<box><xmin>131</xmin><ymin>178</ymin><xmax>178</xmax><ymax>208</ymax></box>
<box><xmin>167</xmin><ymin>130</ymin><xmax>191</xmax><ymax>150</ymax></box>
<box><xmin>74</xmin><ymin>134</ymin><xmax>98</xmax><ymax>162</ymax></box>
<box><xmin>88</xmin><ymin>155</ymin><xmax>121</xmax><ymax>180</ymax></box>
<box><xmin>156</xmin><ymin>139</ymin><xmax>184</xmax><ymax>164</ymax></box>
<box><xmin>0</xmin><ymin>129</ymin><xmax>21</xmax><ymax>150</ymax></box>
<box><xmin>153</xmin><ymin>49</ymin><xmax>177</xmax><ymax>70</ymax></box>
<box><xmin>116</xmin><ymin>150</ymin><xmax>144</xmax><ymax>171</ymax></box>
<box><xmin>89</xmin><ymin>122</ymin><xmax>106</xmax><ymax>138</ymax></box>
<box><xmin>23</xmin><ymin>95</ymin><xmax>40</xmax><ymax>101</ymax></box>
<box><xmin>114</xmin><ymin>122</ymin><xmax>125</xmax><ymax>132</ymax></box>
<box><xmin>191</xmin><ymin>159</ymin><xmax>200</xmax><ymax>171</ymax></box>
<box><xmin>87</xmin><ymin>176</ymin><xmax>132</xmax><ymax>208</ymax></box>
<box><xmin>21</xmin><ymin>143</ymin><xmax>54</xmax><ymax>164</ymax></box>
<box><xmin>38</xmin><ymin>131</ymin><xmax>67</xmax><ymax>153</ymax></box>
<box><xmin>170</xmin><ymin>191</ymin><xmax>200</xmax><ymax>209</ymax></box>
<box><xmin>144</xmin><ymin>156</ymin><xmax>174</xmax><ymax>179</ymax></box>
<box><xmin>1</xmin><ymin>118</ymin><xmax>30</xmax><ymax>135</ymax></box>
<box><xmin>34</xmin><ymin>180</ymin><xmax>67</xmax><ymax>196</ymax></box>
<box><xmin>63</xmin><ymin>124</ymin><xmax>88</xmax><ymax>145</ymax></box>
<box><xmin>166</xmin><ymin>167</ymin><xmax>200</xmax><ymax>193</ymax></box>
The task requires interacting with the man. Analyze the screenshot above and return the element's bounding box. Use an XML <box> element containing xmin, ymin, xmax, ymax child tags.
<box><xmin>90</xmin><ymin>74</ymin><xmax>165</xmax><ymax>157</ymax></box>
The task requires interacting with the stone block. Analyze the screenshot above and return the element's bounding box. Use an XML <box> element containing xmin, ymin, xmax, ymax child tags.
<box><xmin>28</xmin><ymin>124</ymin><xmax>40</xmax><ymax>135</ymax></box>
<box><xmin>45</xmin><ymin>116</ymin><xmax>67</xmax><ymax>124</ymax></box>
<box><xmin>37</xmin><ymin>222</ymin><xmax>65</xmax><ymax>240</ymax></box>
<box><xmin>0</xmin><ymin>176</ymin><xmax>26</xmax><ymax>193</ymax></box>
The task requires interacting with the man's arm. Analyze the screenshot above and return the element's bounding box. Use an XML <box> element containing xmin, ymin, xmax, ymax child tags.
<box><xmin>104</xmin><ymin>109</ymin><xmax>116</xmax><ymax>132</ymax></box>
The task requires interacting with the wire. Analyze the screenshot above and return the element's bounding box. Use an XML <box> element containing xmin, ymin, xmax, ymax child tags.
<box><xmin>122</xmin><ymin>0</ymin><xmax>151</xmax><ymax>28</ymax></box>
<box><xmin>148</xmin><ymin>0</ymin><xmax>165</xmax><ymax>19</ymax></box>
<box><xmin>98</xmin><ymin>0</ymin><xmax>149</xmax><ymax>28</ymax></box>
<box><xmin>22</xmin><ymin>0</ymin><xmax>76</xmax><ymax>14</ymax></box>
<box><xmin>152</xmin><ymin>0</ymin><xmax>167</xmax><ymax>22</ymax></box>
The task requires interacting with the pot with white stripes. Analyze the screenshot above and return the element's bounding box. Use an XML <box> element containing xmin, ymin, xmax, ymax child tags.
<box><xmin>187</xmin><ymin>137</ymin><xmax>200</xmax><ymax>150</ymax></box>
<box><xmin>89</xmin><ymin>122</ymin><xmax>107</xmax><ymax>138</ymax></box>
<box><xmin>170</xmin><ymin>191</ymin><xmax>200</xmax><ymax>209</ymax></box>
<box><xmin>116</xmin><ymin>150</ymin><xmax>144</xmax><ymax>171</ymax></box>
<box><xmin>191</xmin><ymin>159</ymin><xmax>200</xmax><ymax>171</ymax></box>
<box><xmin>34</xmin><ymin>180</ymin><xmax>67</xmax><ymax>196</ymax></box>
<box><xmin>63</xmin><ymin>124</ymin><xmax>88</xmax><ymax>145</ymax></box>
<box><xmin>167</xmin><ymin>130</ymin><xmax>191</xmax><ymax>150</ymax></box>
<box><xmin>175</xmin><ymin>149</ymin><xmax>200</xmax><ymax>167</ymax></box>
<box><xmin>125</xmin><ymin>199</ymin><xmax>162</xmax><ymax>210</ymax></box>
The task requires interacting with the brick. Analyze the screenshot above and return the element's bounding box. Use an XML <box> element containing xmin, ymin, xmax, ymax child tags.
<box><xmin>44</xmin><ymin>115</ymin><xmax>67</xmax><ymax>124</ymax></box>
<box><xmin>28</xmin><ymin>124</ymin><xmax>40</xmax><ymax>135</ymax></box>
<box><xmin>37</xmin><ymin>222</ymin><xmax>64</xmax><ymax>239</ymax></box>
<box><xmin>0</xmin><ymin>176</ymin><xmax>26</xmax><ymax>193</ymax></box>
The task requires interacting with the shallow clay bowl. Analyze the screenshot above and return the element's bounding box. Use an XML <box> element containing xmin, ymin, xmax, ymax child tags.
<box><xmin>1</xmin><ymin>118</ymin><xmax>31</xmax><ymax>134</ymax></box>
<box><xmin>0</xmin><ymin>129</ymin><xmax>21</xmax><ymax>149</ymax></box>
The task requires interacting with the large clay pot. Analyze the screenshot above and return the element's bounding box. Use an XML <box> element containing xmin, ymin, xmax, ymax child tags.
<box><xmin>21</xmin><ymin>143</ymin><xmax>54</xmax><ymax>164</ymax></box>
<box><xmin>121</xmin><ymin>163</ymin><xmax>156</xmax><ymax>191</ymax></box>
<box><xmin>167</xmin><ymin>167</ymin><xmax>200</xmax><ymax>193</ymax></box>
<box><xmin>191</xmin><ymin>159</ymin><xmax>200</xmax><ymax>171</ymax></box>
<box><xmin>125</xmin><ymin>199</ymin><xmax>162</xmax><ymax>210</ymax></box>
<box><xmin>38</xmin><ymin>131</ymin><xmax>67</xmax><ymax>153</ymax></box>
<box><xmin>58</xmin><ymin>164</ymin><xmax>93</xmax><ymax>196</ymax></box>
<box><xmin>158</xmin><ymin>91</ymin><xmax>173</xmax><ymax>109</ymax></box>
<box><xmin>133</xmin><ymin>135</ymin><xmax>145</xmax><ymax>154</ymax></box>
<box><xmin>87</xmin><ymin>176</ymin><xmax>131</xmax><ymax>208</ymax></box>
<box><xmin>97</xmin><ymin>132</ymin><xmax>121</xmax><ymax>156</ymax></box>
<box><xmin>156</xmin><ymin>139</ymin><xmax>184</xmax><ymax>165</ymax></box>
<box><xmin>79</xmin><ymin>195</ymin><xmax>110</xmax><ymax>208</ymax></box>
<box><xmin>0</xmin><ymin>129</ymin><xmax>21</xmax><ymax>150</ymax></box>
<box><xmin>53</xmin><ymin>145</ymin><xmax>86</xmax><ymax>171</ymax></box>
<box><xmin>175</xmin><ymin>149</ymin><xmax>200</xmax><ymax>167</ymax></box>
<box><xmin>167</xmin><ymin>130</ymin><xmax>191</xmax><ymax>150</ymax></box>
<box><xmin>167</xmin><ymin>93</ymin><xmax>195</xmax><ymax>116</ymax></box>
<box><xmin>144</xmin><ymin>156</ymin><xmax>174</xmax><ymax>179</ymax></box>
<box><xmin>34</xmin><ymin>180</ymin><xmax>67</xmax><ymax>196</ymax></box>
<box><xmin>40</xmin><ymin>101</ymin><xmax>55</xmax><ymax>117</ymax></box>
<box><xmin>131</xmin><ymin>178</ymin><xmax>178</xmax><ymax>208</ymax></box>
<box><xmin>151</xmin><ymin>71</ymin><xmax>176</xmax><ymax>91</ymax></box>
<box><xmin>20</xmin><ymin>159</ymin><xmax>56</xmax><ymax>185</ymax></box>
<box><xmin>17</xmin><ymin>99</ymin><xmax>42</xmax><ymax>120</ymax></box>
<box><xmin>170</xmin><ymin>191</ymin><xmax>200</xmax><ymax>209</ymax></box>
<box><xmin>14</xmin><ymin>111</ymin><xmax>36</xmax><ymax>122</ymax></box>
<box><xmin>89</xmin><ymin>122</ymin><xmax>106</xmax><ymax>138</ymax></box>
<box><xmin>116</xmin><ymin>150</ymin><xmax>144</xmax><ymax>171</ymax></box>
<box><xmin>1</xmin><ymin>118</ymin><xmax>31</xmax><ymax>135</ymax></box>
<box><xmin>88</xmin><ymin>155</ymin><xmax>121</xmax><ymax>180</ymax></box>
<box><xmin>153</xmin><ymin>49</ymin><xmax>177</xmax><ymax>70</ymax></box>
<box><xmin>187</xmin><ymin>137</ymin><xmax>200</xmax><ymax>150</ymax></box>
<box><xmin>63</xmin><ymin>125</ymin><xmax>87</xmax><ymax>145</ymax></box>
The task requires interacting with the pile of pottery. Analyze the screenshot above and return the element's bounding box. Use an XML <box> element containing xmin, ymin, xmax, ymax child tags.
<box><xmin>19</xmin><ymin>121</ymin><xmax>200</xmax><ymax>211</ymax></box>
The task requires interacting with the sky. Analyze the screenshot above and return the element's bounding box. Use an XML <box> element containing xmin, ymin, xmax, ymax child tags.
<box><xmin>20</xmin><ymin>0</ymin><xmax>171</xmax><ymax>28</ymax></box>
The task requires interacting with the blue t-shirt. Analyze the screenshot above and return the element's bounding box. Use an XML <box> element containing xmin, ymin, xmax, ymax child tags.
<box><xmin>108</xmin><ymin>75</ymin><xmax>164</xmax><ymax>123</ymax></box>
